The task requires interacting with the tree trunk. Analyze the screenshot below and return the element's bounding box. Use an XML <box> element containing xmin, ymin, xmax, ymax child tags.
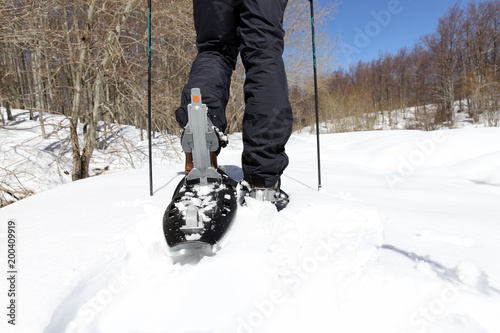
<box><xmin>6</xmin><ymin>101</ymin><xmax>13</xmax><ymax>121</ymax></box>
<box><xmin>69</xmin><ymin>0</ymin><xmax>97</xmax><ymax>181</ymax></box>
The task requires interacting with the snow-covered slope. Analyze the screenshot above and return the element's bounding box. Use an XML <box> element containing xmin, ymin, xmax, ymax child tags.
<box><xmin>0</xmin><ymin>109</ymin><xmax>182</xmax><ymax>204</ymax></box>
<box><xmin>1</xmin><ymin>110</ymin><xmax>500</xmax><ymax>332</ymax></box>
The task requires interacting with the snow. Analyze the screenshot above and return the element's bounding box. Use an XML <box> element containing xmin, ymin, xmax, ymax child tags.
<box><xmin>1</xmin><ymin>108</ymin><xmax>500</xmax><ymax>333</ymax></box>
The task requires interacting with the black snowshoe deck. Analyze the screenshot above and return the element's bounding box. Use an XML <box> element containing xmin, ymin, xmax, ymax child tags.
<box><xmin>163</xmin><ymin>169</ymin><xmax>238</xmax><ymax>261</ymax></box>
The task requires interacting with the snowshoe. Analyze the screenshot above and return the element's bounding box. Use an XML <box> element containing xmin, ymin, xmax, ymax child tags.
<box><xmin>239</xmin><ymin>179</ymin><xmax>289</xmax><ymax>211</ymax></box>
<box><xmin>163</xmin><ymin>88</ymin><xmax>238</xmax><ymax>263</ymax></box>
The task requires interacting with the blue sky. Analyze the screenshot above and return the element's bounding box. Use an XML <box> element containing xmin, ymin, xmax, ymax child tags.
<box><xmin>318</xmin><ymin>0</ymin><xmax>461</xmax><ymax>69</ymax></box>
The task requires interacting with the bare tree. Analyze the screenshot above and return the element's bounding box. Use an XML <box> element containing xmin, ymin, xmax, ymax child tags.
<box><xmin>462</xmin><ymin>0</ymin><xmax>500</xmax><ymax>123</ymax></box>
<box><xmin>423</xmin><ymin>4</ymin><xmax>464</xmax><ymax>125</ymax></box>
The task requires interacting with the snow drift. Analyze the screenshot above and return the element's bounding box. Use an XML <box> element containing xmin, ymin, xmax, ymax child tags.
<box><xmin>1</xmin><ymin>109</ymin><xmax>500</xmax><ymax>333</ymax></box>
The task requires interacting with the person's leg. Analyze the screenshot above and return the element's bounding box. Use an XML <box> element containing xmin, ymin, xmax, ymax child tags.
<box><xmin>175</xmin><ymin>0</ymin><xmax>240</xmax><ymax>133</ymax></box>
<box><xmin>238</xmin><ymin>0</ymin><xmax>293</xmax><ymax>187</ymax></box>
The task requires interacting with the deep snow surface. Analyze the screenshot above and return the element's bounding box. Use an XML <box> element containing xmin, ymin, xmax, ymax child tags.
<box><xmin>1</xmin><ymin>110</ymin><xmax>500</xmax><ymax>333</ymax></box>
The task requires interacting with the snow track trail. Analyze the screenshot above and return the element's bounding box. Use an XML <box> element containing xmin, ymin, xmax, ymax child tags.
<box><xmin>42</xmin><ymin>189</ymin><xmax>388</xmax><ymax>333</ymax></box>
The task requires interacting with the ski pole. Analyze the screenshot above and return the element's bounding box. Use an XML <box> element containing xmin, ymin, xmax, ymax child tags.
<box><xmin>148</xmin><ymin>0</ymin><xmax>153</xmax><ymax>196</ymax></box>
<box><xmin>309</xmin><ymin>0</ymin><xmax>322</xmax><ymax>190</ymax></box>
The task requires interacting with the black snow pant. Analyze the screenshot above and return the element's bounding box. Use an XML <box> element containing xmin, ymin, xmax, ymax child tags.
<box><xmin>175</xmin><ymin>0</ymin><xmax>293</xmax><ymax>188</ymax></box>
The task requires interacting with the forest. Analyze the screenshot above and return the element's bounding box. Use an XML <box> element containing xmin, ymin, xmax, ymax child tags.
<box><xmin>0</xmin><ymin>0</ymin><xmax>337</xmax><ymax>180</ymax></box>
<box><xmin>321</xmin><ymin>1</ymin><xmax>499</xmax><ymax>132</ymax></box>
